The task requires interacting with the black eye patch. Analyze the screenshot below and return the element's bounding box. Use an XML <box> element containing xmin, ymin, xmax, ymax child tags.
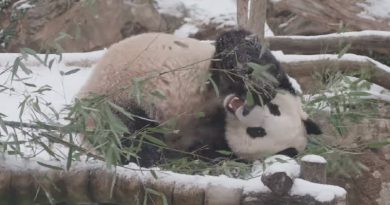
<box><xmin>246</xmin><ymin>127</ymin><xmax>267</xmax><ymax>138</ymax></box>
<box><xmin>267</xmin><ymin>103</ymin><xmax>280</xmax><ymax>116</ymax></box>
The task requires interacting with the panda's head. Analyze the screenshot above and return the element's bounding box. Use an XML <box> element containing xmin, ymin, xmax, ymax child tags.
<box><xmin>222</xmin><ymin>92</ymin><xmax>320</xmax><ymax>160</ymax></box>
<box><xmin>212</xmin><ymin>29</ymin><xmax>286</xmax><ymax>105</ymax></box>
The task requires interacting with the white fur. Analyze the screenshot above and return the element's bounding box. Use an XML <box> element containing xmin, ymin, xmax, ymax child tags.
<box><xmin>225</xmin><ymin>91</ymin><xmax>308</xmax><ymax>160</ymax></box>
<box><xmin>78</xmin><ymin>33</ymin><xmax>219</xmax><ymax>149</ymax></box>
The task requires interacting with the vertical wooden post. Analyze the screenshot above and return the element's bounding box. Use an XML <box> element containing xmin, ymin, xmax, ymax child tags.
<box><xmin>237</xmin><ymin>0</ymin><xmax>268</xmax><ymax>42</ymax></box>
<box><xmin>237</xmin><ymin>0</ymin><xmax>249</xmax><ymax>29</ymax></box>
<box><xmin>248</xmin><ymin>0</ymin><xmax>268</xmax><ymax>42</ymax></box>
<box><xmin>300</xmin><ymin>155</ymin><xmax>327</xmax><ymax>184</ymax></box>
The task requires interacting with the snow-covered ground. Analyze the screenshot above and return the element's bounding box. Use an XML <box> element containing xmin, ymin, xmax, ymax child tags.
<box><xmin>357</xmin><ymin>0</ymin><xmax>390</xmax><ymax>20</ymax></box>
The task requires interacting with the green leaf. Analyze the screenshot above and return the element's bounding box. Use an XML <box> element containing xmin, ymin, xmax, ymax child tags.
<box><xmin>195</xmin><ymin>112</ymin><xmax>205</xmax><ymax>118</ymax></box>
<box><xmin>20</xmin><ymin>47</ymin><xmax>45</xmax><ymax>65</ymax></box>
<box><xmin>37</xmin><ymin>161</ymin><xmax>64</xmax><ymax>170</ymax></box>
<box><xmin>216</xmin><ymin>150</ymin><xmax>232</xmax><ymax>156</ymax></box>
<box><xmin>246</xmin><ymin>91</ymin><xmax>254</xmax><ymax>107</ymax></box>
<box><xmin>150</xmin><ymin>90</ymin><xmax>166</xmax><ymax>100</ymax></box>
<box><xmin>338</xmin><ymin>43</ymin><xmax>351</xmax><ymax>58</ymax></box>
<box><xmin>62</xmin><ymin>68</ymin><xmax>80</xmax><ymax>76</ymax></box>
<box><xmin>23</xmin><ymin>82</ymin><xmax>37</xmax><ymax>87</ymax></box>
<box><xmin>18</xmin><ymin>61</ymin><xmax>33</xmax><ymax>75</ymax></box>
<box><xmin>150</xmin><ymin>170</ymin><xmax>158</xmax><ymax>179</ymax></box>
<box><xmin>143</xmin><ymin>134</ymin><xmax>167</xmax><ymax>147</ymax></box>
<box><xmin>0</xmin><ymin>115</ymin><xmax>8</xmax><ymax>134</ymax></box>
<box><xmin>367</xmin><ymin>140</ymin><xmax>390</xmax><ymax>149</ymax></box>
<box><xmin>208</xmin><ymin>73</ymin><xmax>220</xmax><ymax>97</ymax></box>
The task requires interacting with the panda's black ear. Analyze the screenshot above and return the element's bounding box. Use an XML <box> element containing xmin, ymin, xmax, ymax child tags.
<box><xmin>303</xmin><ymin>119</ymin><xmax>322</xmax><ymax>135</ymax></box>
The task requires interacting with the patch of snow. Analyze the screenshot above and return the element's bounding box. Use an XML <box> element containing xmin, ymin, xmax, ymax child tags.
<box><xmin>301</xmin><ymin>154</ymin><xmax>327</xmax><ymax>164</ymax></box>
<box><xmin>157</xmin><ymin>0</ymin><xmax>236</xmax><ymax>25</ymax></box>
<box><xmin>12</xmin><ymin>0</ymin><xmax>34</xmax><ymax>10</ymax></box>
<box><xmin>174</xmin><ymin>24</ymin><xmax>199</xmax><ymax>37</ymax></box>
<box><xmin>291</xmin><ymin>178</ymin><xmax>346</xmax><ymax>202</ymax></box>
<box><xmin>263</xmin><ymin>155</ymin><xmax>300</xmax><ymax>178</ymax></box>
<box><xmin>357</xmin><ymin>0</ymin><xmax>390</xmax><ymax>20</ymax></box>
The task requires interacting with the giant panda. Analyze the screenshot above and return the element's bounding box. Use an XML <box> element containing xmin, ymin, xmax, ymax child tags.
<box><xmin>78</xmin><ymin>32</ymin><xmax>234</xmax><ymax>167</ymax></box>
<box><xmin>213</xmin><ymin>29</ymin><xmax>322</xmax><ymax>159</ymax></box>
<box><xmin>78</xmin><ymin>30</ymin><xmax>320</xmax><ymax>167</ymax></box>
<box><xmin>223</xmin><ymin>90</ymin><xmax>322</xmax><ymax>160</ymax></box>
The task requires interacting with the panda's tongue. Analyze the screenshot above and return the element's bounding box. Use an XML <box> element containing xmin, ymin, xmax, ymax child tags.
<box><xmin>228</xmin><ymin>97</ymin><xmax>245</xmax><ymax>112</ymax></box>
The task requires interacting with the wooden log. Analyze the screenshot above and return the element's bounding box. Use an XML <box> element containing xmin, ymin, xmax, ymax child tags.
<box><xmin>63</xmin><ymin>169</ymin><xmax>92</xmax><ymax>203</ymax></box>
<box><xmin>89</xmin><ymin>168</ymin><xmax>117</xmax><ymax>203</ymax></box>
<box><xmin>237</xmin><ymin>0</ymin><xmax>249</xmax><ymax>29</ymax></box>
<box><xmin>10</xmin><ymin>172</ymin><xmax>39</xmax><ymax>205</ymax></box>
<box><xmin>266</xmin><ymin>32</ymin><xmax>390</xmax><ymax>55</ymax></box>
<box><xmin>172</xmin><ymin>184</ymin><xmax>204</xmax><ymax>205</ymax></box>
<box><xmin>0</xmin><ymin>170</ymin><xmax>11</xmax><ymax>205</ymax></box>
<box><xmin>205</xmin><ymin>184</ymin><xmax>242</xmax><ymax>205</ymax></box>
<box><xmin>300</xmin><ymin>155</ymin><xmax>327</xmax><ymax>184</ymax></box>
<box><xmin>278</xmin><ymin>54</ymin><xmax>390</xmax><ymax>90</ymax></box>
<box><xmin>261</xmin><ymin>172</ymin><xmax>294</xmax><ymax>196</ymax></box>
<box><xmin>248</xmin><ymin>0</ymin><xmax>267</xmax><ymax>42</ymax></box>
<box><xmin>144</xmin><ymin>180</ymin><xmax>175</xmax><ymax>205</ymax></box>
<box><xmin>113</xmin><ymin>174</ymin><xmax>144</xmax><ymax>205</ymax></box>
<box><xmin>0</xmin><ymin>157</ymin><xmax>347</xmax><ymax>205</ymax></box>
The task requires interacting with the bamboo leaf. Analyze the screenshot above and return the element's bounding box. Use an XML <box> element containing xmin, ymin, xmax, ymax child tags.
<box><xmin>37</xmin><ymin>161</ymin><xmax>63</xmax><ymax>170</ymax></box>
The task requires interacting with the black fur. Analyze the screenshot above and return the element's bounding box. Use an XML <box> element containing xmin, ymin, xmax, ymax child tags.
<box><xmin>303</xmin><ymin>118</ymin><xmax>322</xmax><ymax>135</ymax></box>
<box><xmin>276</xmin><ymin>147</ymin><xmax>299</xmax><ymax>158</ymax></box>
<box><xmin>212</xmin><ymin>29</ymin><xmax>296</xmax><ymax>107</ymax></box>
<box><xmin>246</xmin><ymin>127</ymin><xmax>267</xmax><ymax>138</ymax></box>
<box><xmin>267</xmin><ymin>103</ymin><xmax>281</xmax><ymax>116</ymax></box>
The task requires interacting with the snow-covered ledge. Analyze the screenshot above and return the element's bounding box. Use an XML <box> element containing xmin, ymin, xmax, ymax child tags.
<box><xmin>0</xmin><ymin>154</ymin><xmax>346</xmax><ymax>205</ymax></box>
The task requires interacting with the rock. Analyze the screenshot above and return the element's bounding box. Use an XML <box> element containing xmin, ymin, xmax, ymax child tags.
<box><xmin>267</xmin><ymin>0</ymin><xmax>390</xmax><ymax>36</ymax></box>
<box><xmin>3</xmin><ymin>0</ymin><xmax>183</xmax><ymax>52</ymax></box>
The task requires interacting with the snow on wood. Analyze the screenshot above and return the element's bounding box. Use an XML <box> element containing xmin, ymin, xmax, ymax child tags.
<box><xmin>291</xmin><ymin>179</ymin><xmax>346</xmax><ymax>203</ymax></box>
<box><xmin>300</xmin><ymin>155</ymin><xmax>327</xmax><ymax>184</ymax></box>
<box><xmin>275</xmin><ymin>53</ymin><xmax>390</xmax><ymax>90</ymax></box>
<box><xmin>267</xmin><ymin>30</ymin><xmax>390</xmax><ymax>54</ymax></box>
<box><xmin>0</xmin><ymin>154</ymin><xmax>347</xmax><ymax>205</ymax></box>
<box><xmin>301</xmin><ymin>154</ymin><xmax>327</xmax><ymax>164</ymax></box>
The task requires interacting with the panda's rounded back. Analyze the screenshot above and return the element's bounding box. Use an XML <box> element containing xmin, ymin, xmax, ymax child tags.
<box><xmin>78</xmin><ymin>33</ymin><xmax>217</xmax><ymax>122</ymax></box>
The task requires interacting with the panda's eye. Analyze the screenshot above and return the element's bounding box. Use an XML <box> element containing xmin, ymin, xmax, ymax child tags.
<box><xmin>246</xmin><ymin>127</ymin><xmax>266</xmax><ymax>138</ymax></box>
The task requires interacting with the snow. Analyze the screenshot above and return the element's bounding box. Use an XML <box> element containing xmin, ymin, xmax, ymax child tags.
<box><xmin>157</xmin><ymin>0</ymin><xmax>277</xmax><ymax>38</ymax></box>
<box><xmin>291</xmin><ymin>179</ymin><xmax>346</xmax><ymax>202</ymax></box>
<box><xmin>156</xmin><ymin>0</ymin><xmax>236</xmax><ymax>27</ymax></box>
<box><xmin>174</xmin><ymin>24</ymin><xmax>199</xmax><ymax>37</ymax></box>
<box><xmin>280</xmin><ymin>30</ymin><xmax>390</xmax><ymax>39</ymax></box>
<box><xmin>301</xmin><ymin>154</ymin><xmax>327</xmax><ymax>164</ymax></box>
<box><xmin>262</xmin><ymin>155</ymin><xmax>300</xmax><ymax>178</ymax></box>
<box><xmin>357</xmin><ymin>0</ymin><xmax>390</xmax><ymax>20</ymax></box>
<box><xmin>274</xmin><ymin>52</ymin><xmax>390</xmax><ymax>73</ymax></box>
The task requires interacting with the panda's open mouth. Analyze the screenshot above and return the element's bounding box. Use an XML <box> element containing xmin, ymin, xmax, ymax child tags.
<box><xmin>225</xmin><ymin>95</ymin><xmax>245</xmax><ymax>113</ymax></box>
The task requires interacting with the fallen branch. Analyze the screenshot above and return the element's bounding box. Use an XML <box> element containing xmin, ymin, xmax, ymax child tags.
<box><xmin>0</xmin><ymin>155</ymin><xmax>346</xmax><ymax>205</ymax></box>
<box><xmin>266</xmin><ymin>31</ymin><xmax>390</xmax><ymax>54</ymax></box>
<box><xmin>275</xmin><ymin>53</ymin><xmax>390</xmax><ymax>90</ymax></box>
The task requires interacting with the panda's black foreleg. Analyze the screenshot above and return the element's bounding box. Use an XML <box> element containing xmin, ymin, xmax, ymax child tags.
<box><xmin>115</xmin><ymin>107</ymin><xmax>163</xmax><ymax>168</ymax></box>
<box><xmin>303</xmin><ymin>118</ymin><xmax>323</xmax><ymax>135</ymax></box>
